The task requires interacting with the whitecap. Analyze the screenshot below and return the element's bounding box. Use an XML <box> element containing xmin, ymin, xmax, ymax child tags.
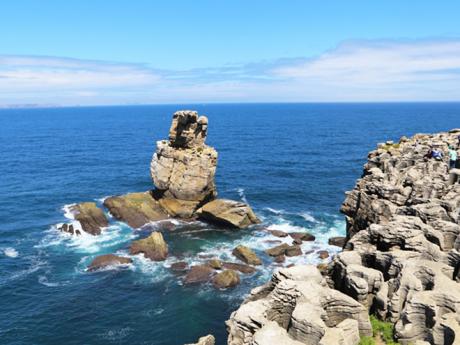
<box><xmin>3</xmin><ymin>247</ymin><xmax>18</xmax><ymax>258</ymax></box>
<box><xmin>62</xmin><ymin>203</ymin><xmax>77</xmax><ymax>220</ymax></box>
<box><xmin>301</xmin><ymin>212</ymin><xmax>318</xmax><ymax>223</ymax></box>
<box><xmin>0</xmin><ymin>256</ymin><xmax>47</xmax><ymax>286</ymax></box>
<box><xmin>99</xmin><ymin>327</ymin><xmax>132</xmax><ymax>341</ymax></box>
<box><xmin>236</xmin><ymin>187</ymin><xmax>248</xmax><ymax>203</ymax></box>
<box><xmin>37</xmin><ymin>223</ymin><xmax>135</xmax><ymax>255</ymax></box>
<box><xmin>38</xmin><ymin>275</ymin><xmax>62</xmax><ymax>287</ymax></box>
<box><xmin>264</xmin><ymin>207</ymin><xmax>285</xmax><ymax>215</ymax></box>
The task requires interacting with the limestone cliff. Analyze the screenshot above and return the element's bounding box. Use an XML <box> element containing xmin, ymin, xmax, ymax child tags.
<box><xmin>226</xmin><ymin>129</ymin><xmax>460</xmax><ymax>345</ymax></box>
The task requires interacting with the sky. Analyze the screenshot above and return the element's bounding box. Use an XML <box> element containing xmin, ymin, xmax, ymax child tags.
<box><xmin>1</xmin><ymin>0</ymin><xmax>460</xmax><ymax>106</ymax></box>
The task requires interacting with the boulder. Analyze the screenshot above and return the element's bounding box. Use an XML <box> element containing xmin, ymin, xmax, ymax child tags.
<box><xmin>266</xmin><ymin>244</ymin><xmax>301</xmax><ymax>257</ymax></box>
<box><xmin>185</xmin><ymin>335</ymin><xmax>215</xmax><ymax>345</ymax></box>
<box><xmin>232</xmin><ymin>245</ymin><xmax>262</xmax><ymax>265</ymax></box>
<box><xmin>212</xmin><ymin>270</ymin><xmax>240</xmax><ymax>289</ymax></box>
<box><xmin>158</xmin><ymin>198</ymin><xmax>200</xmax><ymax>219</ymax></box>
<box><xmin>275</xmin><ymin>255</ymin><xmax>286</xmax><ymax>263</ymax></box>
<box><xmin>150</xmin><ymin>110</ymin><xmax>217</xmax><ymax>202</ymax></box>
<box><xmin>129</xmin><ymin>232</ymin><xmax>168</xmax><ymax>261</ymax></box>
<box><xmin>328</xmin><ymin>236</ymin><xmax>346</xmax><ymax>248</ymax></box>
<box><xmin>208</xmin><ymin>259</ymin><xmax>223</xmax><ymax>269</ymax></box>
<box><xmin>285</xmin><ymin>245</ymin><xmax>302</xmax><ymax>257</ymax></box>
<box><xmin>268</xmin><ymin>229</ymin><xmax>288</xmax><ymax>237</ymax></box>
<box><xmin>317</xmin><ymin>250</ymin><xmax>329</xmax><ymax>259</ymax></box>
<box><xmin>289</xmin><ymin>232</ymin><xmax>315</xmax><ymax>242</ymax></box>
<box><xmin>104</xmin><ymin>191</ymin><xmax>168</xmax><ymax>228</ymax></box>
<box><xmin>184</xmin><ymin>265</ymin><xmax>215</xmax><ymax>284</ymax></box>
<box><xmin>70</xmin><ymin>202</ymin><xmax>108</xmax><ymax>235</ymax></box>
<box><xmin>266</xmin><ymin>243</ymin><xmax>290</xmax><ymax>257</ymax></box>
<box><xmin>197</xmin><ymin>199</ymin><xmax>260</xmax><ymax>228</ymax></box>
<box><xmin>87</xmin><ymin>254</ymin><xmax>132</xmax><ymax>271</ymax></box>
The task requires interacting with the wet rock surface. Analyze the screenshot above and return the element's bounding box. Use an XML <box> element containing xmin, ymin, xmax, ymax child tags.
<box><xmin>197</xmin><ymin>199</ymin><xmax>260</xmax><ymax>229</ymax></box>
<box><xmin>232</xmin><ymin>245</ymin><xmax>262</xmax><ymax>265</ymax></box>
<box><xmin>212</xmin><ymin>269</ymin><xmax>240</xmax><ymax>289</ymax></box>
<box><xmin>129</xmin><ymin>232</ymin><xmax>168</xmax><ymax>261</ymax></box>
<box><xmin>184</xmin><ymin>265</ymin><xmax>215</xmax><ymax>284</ymax></box>
<box><xmin>104</xmin><ymin>191</ymin><xmax>169</xmax><ymax>228</ymax></box>
<box><xmin>70</xmin><ymin>202</ymin><xmax>108</xmax><ymax>235</ymax></box>
<box><xmin>87</xmin><ymin>254</ymin><xmax>132</xmax><ymax>271</ymax></box>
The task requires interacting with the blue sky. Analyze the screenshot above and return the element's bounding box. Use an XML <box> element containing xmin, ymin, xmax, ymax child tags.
<box><xmin>1</xmin><ymin>0</ymin><xmax>460</xmax><ymax>106</ymax></box>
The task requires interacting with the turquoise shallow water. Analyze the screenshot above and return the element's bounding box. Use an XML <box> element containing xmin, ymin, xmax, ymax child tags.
<box><xmin>0</xmin><ymin>103</ymin><xmax>459</xmax><ymax>345</ymax></box>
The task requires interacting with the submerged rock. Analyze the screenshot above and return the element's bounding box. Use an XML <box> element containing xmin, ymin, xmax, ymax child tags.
<box><xmin>232</xmin><ymin>245</ymin><xmax>262</xmax><ymax>265</ymax></box>
<box><xmin>129</xmin><ymin>232</ymin><xmax>168</xmax><ymax>261</ymax></box>
<box><xmin>268</xmin><ymin>229</ymin><xmax>288</xmax><ymax>237</ymax></box>
<box><xmin>87</xmin><ymin>254</ymin><xmax>132</xmax><ymax>271</ymax></box>
<box><xmin>197</xmin><ymin>199</ymin><xmax>260</xmax><ymax>228</ymax></box>
<box><xmin>70</xmin><ymin>202</ymin><xmax>108</xmax><ymax>235</ymax></box>
<box><xmin>104</xmin><ymin>191</ymin><xmax>169</xmax><ymax>229</ymax></box>
<box><xmin>212</xmin><ymin>270</ymin><xmax>240</xmax><ymax>289</ymax></box>
<box><xmin>170</xmin><ymin>261</ymin><xmax>189</xmax><ymax>273</ymax></box>
<box><xmin>222</xmin><ymin>262</ymin><xmax>256</xmax><ymax>274</ymax></box>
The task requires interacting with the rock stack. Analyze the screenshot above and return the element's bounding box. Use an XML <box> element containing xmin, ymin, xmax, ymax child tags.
<box><xmin>226</xmin><ymin>129</ymin><xmax>460</xmax><ymax>345</ymax></box>
<box><xmin>62</xmin><ymin>110</ymin><xmax>260</xmax><ymax>233</ymax></box>
<box><xmin>151</xmin><ymin>110</ymin><xmax>217</xmax><ymax>213</ymax></box>
<box><xmin>57</xmin><ymin>110</ymin><xmax>260</xmax><ymax>273</ymax></box>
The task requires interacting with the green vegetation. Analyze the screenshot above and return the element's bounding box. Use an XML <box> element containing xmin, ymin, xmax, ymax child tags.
<box><xmin>380</xmin><ymin>143</ymin><xmax>401</xmax><ymax>151</ymax></box>
<box><xmin>358</xmin><ymin>336</ymin><xmax>376</xmax><ymax>345</ymax></box>
<box><xmin>358</xmin><ymin>315</ymin><xmax>399</xmax><ymax>345</ymax></box>
<box><xmin>370</xmin><ymin>316</ymin><xmax>398</xmax><ymax>344</ymax></box>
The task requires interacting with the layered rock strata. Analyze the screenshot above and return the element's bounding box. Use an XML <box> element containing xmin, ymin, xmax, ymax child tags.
<box><xmin>226</xmin><ymin>129</ymin><xmax>460</xmax><ymax>345</ymax></box>
<box><xmin>150</xmin><ymin>110</ymin><xmax>217</xmax><ymax>203</ymax></box>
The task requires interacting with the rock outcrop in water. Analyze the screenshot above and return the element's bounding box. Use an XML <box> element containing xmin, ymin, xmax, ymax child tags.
<box><xmin>60</xmin><ymin>110</ymin><xmax>259</xmax><ymax>233</ymax></box>
<box><xmin>226</xmin><ymin>129</ymin><xmax>460</xmax><ymax>345</ymax></box>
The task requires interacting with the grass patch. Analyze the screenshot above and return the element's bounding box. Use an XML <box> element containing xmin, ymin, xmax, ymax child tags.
<box><xmin>380</xmin><ymin>143</ymin><xmax>401</xmax><ymax>151</ymax></box>
<box><xmin>370</xmin><ymin>316</ymin><xmax>398</xmax><ymax>344</ymax></box>
<box><xmin>358</xmin><ymin>336</ymin><xmax>376</xmax><ymax>345</ymax></box>
<box><xmin>359</xmin><ymin>315</ymin><xmax>399</xmax><ymax>345</ymax></box>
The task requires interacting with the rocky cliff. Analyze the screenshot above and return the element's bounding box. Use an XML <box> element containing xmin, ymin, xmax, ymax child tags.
<box><xmin>225</xmin><ymin>129</ymin><xmax>460</xmax><ymax>345</ymax></box>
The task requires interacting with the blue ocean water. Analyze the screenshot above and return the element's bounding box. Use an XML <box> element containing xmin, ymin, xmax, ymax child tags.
<box><xmin>0</xmin><ymin>103</ymin><xmax>459</xmax><ymax>345</ymax></box>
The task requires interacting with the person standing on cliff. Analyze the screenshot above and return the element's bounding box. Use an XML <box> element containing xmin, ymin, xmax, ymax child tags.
<box><xmin>448</xmin><ymin>146</ymin><xmax>458</xmax><ymax>170</ymax></box>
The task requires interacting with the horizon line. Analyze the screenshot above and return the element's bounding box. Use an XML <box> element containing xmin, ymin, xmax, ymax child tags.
<box><xmin>2</xmin><ymin>100</ymin><xmax>460</xmax><ymax>110</ymax></box>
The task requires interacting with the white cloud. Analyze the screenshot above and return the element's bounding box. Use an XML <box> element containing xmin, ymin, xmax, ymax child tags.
<box><xmin>271</xmin><ymin>39</ymin><xmax>460</xmax><ymax>95</ymax></box>
<box><xmin>1</xmin><ymin>39</ymin><xmax>460</xmax><ymax>106</ymax></box>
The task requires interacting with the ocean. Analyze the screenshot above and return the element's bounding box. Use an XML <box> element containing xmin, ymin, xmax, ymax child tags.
<box><xmin>1</xmin><ymin>103</ymin><xmax>459</xmax><ymax>345</ymax></box>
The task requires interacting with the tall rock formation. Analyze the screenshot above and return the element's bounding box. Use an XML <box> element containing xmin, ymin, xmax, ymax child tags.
<box><xmin>226</xmin><ymin>129</ymin><xmax>460</xmax><ymax>345</ymax></box>
<box><xmin>150</xmin><ymin>110</ymin><xmax>217</xmax><ymax>204</ymax></box>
